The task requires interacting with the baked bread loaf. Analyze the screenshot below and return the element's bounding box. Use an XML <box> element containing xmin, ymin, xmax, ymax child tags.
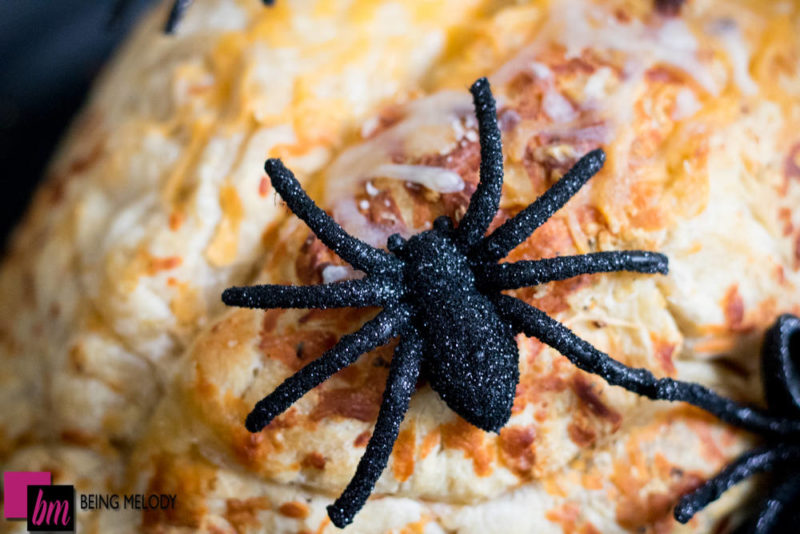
<box><xmin>2</xmin><ymin>0</ymin><xmax>800</xmax><ymax>532</ymax></box>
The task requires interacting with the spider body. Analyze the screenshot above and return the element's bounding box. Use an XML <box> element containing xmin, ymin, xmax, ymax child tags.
<box><xmin>394</xmin><ymin>218</ymin><xmax>519</xmax><ymax>432</ymax></box>
<box><xmin>223</xmin><ymin>77</ymin><xmax>671</xmax><ymax>528</ymax></box>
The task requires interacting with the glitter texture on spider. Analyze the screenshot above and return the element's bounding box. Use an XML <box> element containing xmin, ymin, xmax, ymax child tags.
<box><xmin>221</xmin><ymin>77</ymin><xmax>674</xmax><ymax>528</ymax></box>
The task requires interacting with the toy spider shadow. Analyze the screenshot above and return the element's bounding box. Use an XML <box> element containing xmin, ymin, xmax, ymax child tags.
<box><xmin>223</xmin><ymin>78</ymin><xmax>800</xmax><ymax>531</ymax></box>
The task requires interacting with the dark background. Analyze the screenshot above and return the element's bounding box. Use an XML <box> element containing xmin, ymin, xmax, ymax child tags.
<box><xmin>0</xmin><ymin>0</ymin><xmax>155</xmax><ymax>245</ymax></box>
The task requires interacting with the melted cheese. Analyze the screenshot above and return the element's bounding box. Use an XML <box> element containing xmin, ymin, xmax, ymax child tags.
<box><xmin>370</xmin><ymin>163</ymin><xmax>464</xmax><ymax>193</ymax></box>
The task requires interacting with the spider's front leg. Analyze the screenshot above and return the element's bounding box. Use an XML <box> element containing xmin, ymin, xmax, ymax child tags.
<box><xmin>265</xmin><ymin>158</ymin><xmax>401</xmax><ymax>275</ymax></box>
<box><xmin>475</xmin><ymin>149</ymin><xmax>605</xmax><ymax>263</ymax></box>
<box><xmin>456</xmin><ymin>77</ymin><xmax>504</xmax><ymax>251</ymax></box>
<box><xmin>222</xmin><ymin>277</ymin><xmax>401</xmax><ymax>310</ymax></box>
<box><xmin>492</xmin><ymin>294</ymin><xmax>800</xmax><ymax>436</ymax></box>
<box><xmin>327</xmin><ymin>327</ymin><xmax>423</xmax><ymax>528</ymax></box>
<box><xmin>245</xmin><ymin>304</ymin><xmax>411</xmax><ymax>432</ymax></box>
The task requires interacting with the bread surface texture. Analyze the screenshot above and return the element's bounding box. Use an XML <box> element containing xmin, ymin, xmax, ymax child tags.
<box><xmin>2</xmin><ymin>0</ymin><xmax>800</xmax><ymax>532</ymax></box>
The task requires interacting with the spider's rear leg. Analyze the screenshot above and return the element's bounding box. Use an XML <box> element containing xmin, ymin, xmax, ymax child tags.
<box><xmin>222</xmin><ymin>277</ymin><xmax>401</xmax><ymax>310</ymax></box>
<box><xmin>245</xmin><ymin>304</ymin><xmax>411</xmax><ymax>432</ymax></box>
<box><xmin>476</xmin><ymin>149</ymin><xmax>605</xmax><ymax>263</ymax></box>
<box><xmin>327</xmin><ymin>326</ymin><xmax>423</xmax><ymax>528</ymax></box>
<box><xmin>456</xmin><ymin>77</ymin><xmax>505</xmax><ymax>251</ymax></box>
<box><xmin>492</xmin><ymin>294</ymin><xmax>800</xmax><ymax>436</ymax></box>
<box><xmin>476</xmin><ymin>251</ymin><xmax>668</xmax><ymax>291</ymax></box>
<box><xmin>674</xmin><ymin>445</ymin><xmax>800</xmax><ymax>524</ymax></box>
<box><xmin>265</xmin><ymin>159</ymin><xmax>401</xmax><ymax>275</ymax></box>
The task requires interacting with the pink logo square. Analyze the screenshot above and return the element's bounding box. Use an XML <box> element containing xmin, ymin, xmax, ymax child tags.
<box><xmin>3</xmin><ymin>471</ymin><xmax>51</xmax><ymax>519</ymax></box>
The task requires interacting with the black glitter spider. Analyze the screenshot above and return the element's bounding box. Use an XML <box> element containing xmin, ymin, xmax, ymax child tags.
<box><xmin>110</xmin><ymin>0</ymin><xmax>276</xmax><ymax>34</ymax></box>
<box><xmin>222</xmin><ymin>77</ymin><xmax>672</xmax><ymax>528</ymax></box>
<box><xmin>164</xmin><ymin>0</ymin><xmax>199</xmax><ymax>33</ymax></box>
<box><xmin>164</xmin><ymin>0</ymin><xmax>275</xmax><ymax>33</ymax></box>
<box><xmin>668</xmin><ymin>314</ymin><xmax>800</xmax><ymax>533</ymax></box>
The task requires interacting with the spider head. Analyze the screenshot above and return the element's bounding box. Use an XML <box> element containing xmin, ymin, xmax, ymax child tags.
<box><xmin>387</xmin><ymin>216</ymin><xmax>453</xmax><ymax>258</ymax></box>
<box><xmin>387</xmin><ymin>233</ymin><xmax>406</xmax><ymax>254</ymax></box>
<box><xmin>398</xmin><ymin>216</ymin><xmax>475</xmax><ymax>300</ymax></box>
<box><xmin>433</xmin><ymin>215</ymin><xmax>454</xmax><ymax>233</ymax></box>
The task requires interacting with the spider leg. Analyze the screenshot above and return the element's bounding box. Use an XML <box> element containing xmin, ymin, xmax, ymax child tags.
<box><xmin>477</xmin><ymin>251</ymin><xmax>668</xmax><ymax>290</ymax></box>
<box><xmin>751</xmin><ymin>471</ymin><xmax>800</xmax><ymax>534</ymax></box>
<box><xmin>674</xmin><ymin>445</ymin><xmax>800</xmax><ymax>524</ymax></box>
<box><xmin>456</xmin><ymin>77</ymin><xmax>504</xmax><ymax>251</ymax></box>
<box><xmin>327</xmin><ymin>326</ymin><xmax>423</xmax><ymax>528</ymax></box>
<box><xmin>265</xmin><ymin>159</ymin><xmax>401</xmax><ymax>275</ymax></box>
<box><xmin>164</xmin><ymin>0</ymin><xmax>192</xmax><ymax>33</ymax></box>
<box><xmin>222</xmin><ymin>277</ymin><xmax>400</xmax><ymax>309</ymax></box>
<box><xmin>164</xmin><ymin>0</ymin><xmax>273</xmax><ymax>32</ymax></box>
<box><xmin>492</xmin><ymin>294</ymin><xmax>800</xmax><ymax>436</ymax></box>
<box><xmin>245</xmin><ymin>304</ymin><xmax>411</xmax><ymax>432</ymax></box>
<box><xmin>476</xmin><ymin>149</ymin><xmax>606</xmax><ymax>262</ymax></box>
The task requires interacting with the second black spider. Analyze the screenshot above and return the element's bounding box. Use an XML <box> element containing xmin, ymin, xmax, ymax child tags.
<box><xmin>109</xmin><ymin>0</ymin><xmax>276</xmax><ymax>33</ymax></box>
<box><xmin>162</xmin><ymin>0</ymin><xmax>275</xmax><ymax>33</ymax></box>
<box><xmin>222</xmin><ymin>77</ymin><xmax>669</xmax><ymax>528</ymax></box>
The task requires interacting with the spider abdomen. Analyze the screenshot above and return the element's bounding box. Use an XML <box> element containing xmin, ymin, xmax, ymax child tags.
<box><xmin>420</xmin><ymin>292</ymin><xmax>519</xmax><ymax>433</ymax></box>
<box><xmin>398</xmin><ymin>225</ymin><xmax>519</xmax><ymax>433</ymax></box>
